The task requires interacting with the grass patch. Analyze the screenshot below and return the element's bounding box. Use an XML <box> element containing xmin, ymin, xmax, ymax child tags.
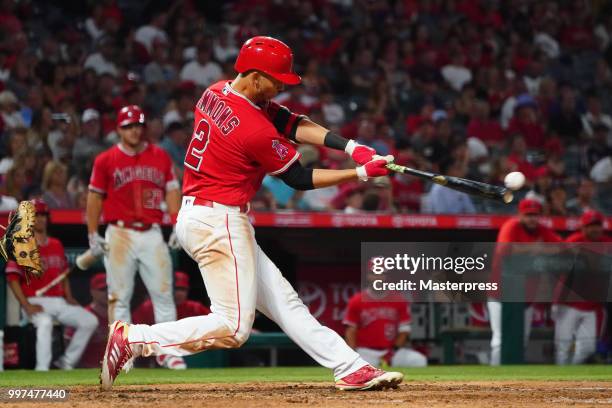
<box><xmin>0</xmin><ymin>365</ymin><xmax>610</xmax><ymax>387</ymax></box>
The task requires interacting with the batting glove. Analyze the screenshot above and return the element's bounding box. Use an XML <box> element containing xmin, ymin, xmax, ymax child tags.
<box><xmin>345</xmin><ymin>139</ymin><xmax>376</xmax><ymax>165</ymax></box>
<box><xmin>356</xmin><ymin>155</ymin><xmax>394</xmax><ymax>181</ymax></box>
<box><xmin>168</xmin><ymin>226</ymin><xmax>181</xmax><ymax>250</ymax></box>
<box><xmin>88</xmin><ymin>232</ymin><xmax>109</xmax><ymax>257</ymax></box>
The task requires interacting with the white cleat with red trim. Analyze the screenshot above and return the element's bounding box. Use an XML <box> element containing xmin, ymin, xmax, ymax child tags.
<box><xmin>156</xmin><ymin>354</ymin><xmax>187</xmax><ymax>370</ymax></box>
<box><xmin>100</xmin><ymin>321</ymin><xmax>141</xmax><ymax>390</ymax></box>
<box><xmin>335</xmin><ymin>365</ymin><xmax>403</xmax><ymax>391</ymax></box>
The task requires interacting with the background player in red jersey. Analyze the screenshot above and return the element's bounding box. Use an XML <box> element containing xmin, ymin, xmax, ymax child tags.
<box><xmin>487</xmin><ymin>198</ymin><xmax>562</xmax><ymax>365</ymax></box>
<box><xmin>344</xmin><ymin>289</ymin><xmax>427</xmax><ymax>368</ymax></box>
<box><xmin>6</xmin><ymin>199</ymin><xmax>98</xmax><ymax>371</ymax></box>
<box><xmin>101</xmin><ymin>36</ymin><xmax>402</xmax><ymax>391</ymax></box>
<box><xmin>87</xmin><ymin>105</ymin><xmax>183</xmax><ymax>368</ymax></box>
<box><xmin>554</xmin><ymin>210</ymin><xmax>611</xmax><ymax>364</ymax></box>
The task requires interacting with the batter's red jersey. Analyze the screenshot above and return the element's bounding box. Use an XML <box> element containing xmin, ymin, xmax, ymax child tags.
<box><xmin>343</xmin><ymin>291</ymin><xmax>411</xmax><ymax>350</ymax></box>
<box><xmin>555</xmin><ymin>231</ymin><xmax>612</xmax><ymax>311</ymax></box>
<box><xmin>132</xmin><ymin>298</ymin><xmax>211</xmax><ymax>324</ymax></box>
<box><xmin>182</xmin><ymin>81</ymin><xmax>302</xmax><ymax>206</ymax></box>
<box><xmin>89</xmin><ymin>143</ymin><xmax>179</xmax><ymax>224</ymax></box>
<box><xmin>5</xmin><ymin>237</ymin><xmax>68</xmax><ymax>297</ymax></box>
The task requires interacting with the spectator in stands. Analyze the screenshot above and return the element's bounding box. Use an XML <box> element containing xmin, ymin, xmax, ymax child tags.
<box><xmin>507</xmin><ymin>133</ymin><xmax>537</xmax><ymax>182</ymax></box>
<box><xmin>0</xmin><ymin>194</ymin><xmax>18</xmax><ymax>211</ymax></box>
<box><xmin>0</xmin><ymin>90</ymin><xmax>25</xmax><ymax>130</ymax></box>
<box><xmin>426</xmin><ymin>160</ymin><xmax>476</xmax><ymax>214</ymax></box>
<box><xmin>590</xmin><ymin>154</ymin><xmax>612</xmax><ymax>183</ymax></box>
<box><xmin>6</xmin><ymin>199</ymin><xmax>97</xmax><ymax>370</ymax></box>
<box><xmin>163</xmin><ymin>85</ymin><xmax>196</xmax><ymax>129</ymax></box>
<box><xmin>344</xmin><ymin>287</ymin><xmax>427</xmax><ymax>368</ymax></box>
<box><xmin>41</xmin><ymin>160</ymin><xmax>73</xmax><ymax>209</ymax></box>
<box><xmin>132</xmin><ymin>271</ymin><xmax>210</xmax><ymax>369</ymax></box>
<box><xmin>72</xmin><ymin>109</ymin><xmax>108</xmax><ymax>168</ymax></box>
<box><xmin>546</xmin><ymin>182</ymin><xmax>569</xmax><ymax>216</ymax></box>
<box><xmin>159</xmin><ymin>121</ymin><xmax>188</xmax><ymax>177</ymax></box>
<box><xmin>567</xmin><ymin>178</ymin><xmax>602</xmax><ymax>216</ymax></box>
<box><xmin>507</xmin><ymin>94</ymin><xmax>546</xmax><ymax>149</ymax></box>
<box><xmin>549</xmin><ymin>87</ymin><xmax>584</xmax><ymax>143</ymax></box>
<box><xmin>144</xmin><ymin>38</ymin><xmax>177</xmax><ymax>115</ymax></box>
<box><xmin>526</xmin><ymin>166</ymin><xmax>552</xmax><ymax>204</ymax></box>
<box><xmin>47</xmin><ymin>113</ymin><xmax>75</xmax><ymax>162</ymax></box>
<box><xmin>134</xmin><ymin>11</ymin><xmax>169</xmax><ymax>56</ymax></box>
<box><xmin>1</xmin><ymin>165</ymin><xmax>28</xmax><ymax>202</ymax></box>
<box><xmin>582</xmin><ymin>123</ymin><xmax>612</xmax><ymax>173</ymax></box>
<box><xmin>441</xmin><ymin>50</ymin><xmax>472</xmax><ymax>92</ymax></box>
<box><xmin>467</xmin><ymin>99</ymin><xmax>505</xmax><ymax>148</ymax></box>
<box><xmin>0</xmin><ymin>128</ymin><xmax>27</xmax><ymax>175</ymax></box>
<box><xmin>581</xmin><ymin>94</ymin><xmax>612</xmax><ymax>140</ymax></box>
<box><xmin>212</xmin><ymin>28</ymin><xmax>239</xmax><ymax>64</ymax></box>
<box><xmin>179</xmin><ymin>45</ymin><xmax>222</xmax><ymax>89</ymax></box>
<box><xmin>83</xmin><ymin>36</ymin><xmax>119</xmax><ymax>77</ymax></box>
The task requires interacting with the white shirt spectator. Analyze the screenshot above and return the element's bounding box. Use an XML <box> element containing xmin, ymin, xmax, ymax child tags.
<box><xmin>84</xmin><ymin>53</ymin><xmax>119</xmax><ymax>77</ymax></box>
<box><xmin>322</xmin><ymin>102</ymin><xmax>345</xmax><ymax>125</ymax></box>
<box><xmin>590</xmin><ymin>156</ymin><xmax>612</xmax><ymax>182</ymax></box>
<box><xmin>427</xmin><ymin>184</ymin><xmax>476</xmax><ymax>214</ymax></box>
<box><xmin>85</xmin><ymin>18</ymin><xmax>105</xmax><ymax>42</ymax></box>
<box><xmin>441</xmin><ymin>64</ymin><xmax>472</xmax><ymax>92</ymax></box>
<box><xmin>135</xmin><ymin>25</ymin><xmax>168</xmax><ymax>54</ymax></box>
<box><xmin>581</xmin><ymin>112</ymin><xmax>612</xmax><ymax>139</ymax></box>
<box><xmin>0</xmin><ymin>195</ymin><xmax>18</xmax><ymax>212</ymax></box>
<box><xmin>500</xmin><ymin>95</ymin><xmax>517</xmax><ymax>130</ymax></box>
<box><xmin>534</xmin><ymin>32</ymin><xmax>560</xmax><ymax>59</ymax></box>
<box><xmin>302</xmin><ymin>186</ymin><xmax>339</xmax><ymax>211</ymax></box>
<box><xmin>179</xmin><ymin>60</ymin><xmax>222</xmax><ymax>88</ymax></box>
<box><xmin>0</xmin><ymin>157</ymin><xmax>14</xmax><ymax>174</ymax></box>
<box><xmin>213</xmin><ymin>40</ymin><xmax>239</xmax><ymax>64</ymax></box>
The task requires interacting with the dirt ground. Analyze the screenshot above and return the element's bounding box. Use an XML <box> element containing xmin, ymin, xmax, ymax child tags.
<box><xmin>3</xmin><ymin>381</ymin><xmax>611</xmax><ymax>408</ymax></box>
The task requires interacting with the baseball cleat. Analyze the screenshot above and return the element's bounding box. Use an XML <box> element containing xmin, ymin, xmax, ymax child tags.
<box><xmin>156</xmin><ymin>354</ymin><xmax>187</xmax><ymax>370</ymax></box>
<box><xmin>335</xmin><ymin>365</ymin><xmax>403</xmax><ymax>391</ymax></box>
<box><xmin>100</xmin><ymin>321</ymin><xmax>137</xmax><ymax>390</ymax></box>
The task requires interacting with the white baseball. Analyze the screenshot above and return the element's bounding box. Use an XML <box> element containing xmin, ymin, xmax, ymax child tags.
<box><xmin>504</xmin><ymin>171</ymin><xmax>525</xmax><ymax>190</ymax></box>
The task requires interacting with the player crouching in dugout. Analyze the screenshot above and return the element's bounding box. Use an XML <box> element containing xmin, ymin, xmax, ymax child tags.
<box><xmin>6</xmin><ymin>199</ymin><xmax>98</xmax><ymax>370</ymax></box>
<box><xmin>344</xmin><ymin>288</ymin><xmax>427</xmax><ymax>368</ymax></box>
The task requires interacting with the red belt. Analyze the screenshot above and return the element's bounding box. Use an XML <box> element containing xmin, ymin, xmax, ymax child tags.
<box><xmin>193</xmin><ymin>198</ymin><xmax>249</xmax><ymax>213</ymax></box>
<box><xmin>110</xmin><ymin>220</ymin><xmax>153</xmax><ymax>231</ymax></box>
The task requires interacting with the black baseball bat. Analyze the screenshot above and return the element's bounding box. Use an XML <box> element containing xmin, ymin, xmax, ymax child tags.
<box><xmin>386</xmin><ymin>163</ymin><xmax>514</xmax><ymax>204</ymax></box>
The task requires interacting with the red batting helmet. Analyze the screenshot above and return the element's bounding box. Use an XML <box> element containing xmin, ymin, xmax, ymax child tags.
<box><xmin>32</xmin><ymin>198</ymin><xmax>49</xmax><ymax>215</ymax></box>
<box><xmin>234</xmin><ymin>36</ymin><xmax>301</xmax><ymax>85</ymax></box>
<box><xmin>117</xmin><ymin>105</ymin><xmax>145</xmax><ymax>128</ymax></box>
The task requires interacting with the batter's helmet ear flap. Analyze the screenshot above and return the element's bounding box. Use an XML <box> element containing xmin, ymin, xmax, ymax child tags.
<box><xmin>235</xmin><ymin>36</ymin><xmax>301</xmax><ymax>85</ymax></box>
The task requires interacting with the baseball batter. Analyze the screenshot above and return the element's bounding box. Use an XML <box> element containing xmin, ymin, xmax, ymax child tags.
<box><xmin>6</xmin><ymin>199</ymin><xmax>98</xmax><ymax>370</ymax></box>
<box><xmin>87</xmin><ymin>105</ymin><xmax>183</xmax><ymax>368</ymax></box>
<box><xmin>554</xmin><ymin>210</ymin><xmax>610</xmax><ymax>364</ymax></box>
<box><xmin>101</xmin><ymin>36</ymin><xmax>403</xmax><ymax>391</ymax></box>
<box><xmin>488</xmin><ymin>198</ymin><xmax>561</xmax><ymax>365</ymax></box>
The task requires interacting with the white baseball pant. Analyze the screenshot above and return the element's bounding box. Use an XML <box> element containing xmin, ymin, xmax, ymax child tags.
<box><xmin>356</xmin><ymin>347</ymin><xmax>427</xmax><ymax>367</ymax></box>
<box><xmin>26</xmin><ymin>297</ymin><xmax>98</xmax><ymax>370</ymax></box>
<box><xmin>487</xmin><ymin>300</ymin><xmax>534</xmax><ymax>366</ymax></box>
<box><xmin>0</xmin><ymin>330</ymin><xmax>3</xmax><ymax>371</ymax></box>
<box><xmin>127</xmin><ymin>201</ymin><xmax>368</xmax><ymax>380</ymax></box>
<box><xmin>104</xmin><ymin>224</ymin><xmax>176</xmax><ymax>324</ymax></box>
<box><xmin>553</xmin><ymin>305</ymin><xmax>597</xmax><ymax>365</ymax></box>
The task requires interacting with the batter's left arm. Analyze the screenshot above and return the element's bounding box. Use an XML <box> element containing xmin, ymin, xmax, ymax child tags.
<box><xmin>295</xmin><ymin>119</ymin><xmax>379</xmax><ymax>165</ymax></box>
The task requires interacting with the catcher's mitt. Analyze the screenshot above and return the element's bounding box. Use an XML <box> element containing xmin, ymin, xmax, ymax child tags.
<box><xmin>0</xmin><ymin>200</ymin><xmax>43</xmax><ymax>281</ymax></box>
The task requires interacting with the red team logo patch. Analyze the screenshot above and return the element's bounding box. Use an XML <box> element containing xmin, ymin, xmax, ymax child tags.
<box><xmin>272</xmin><ymin>140</ymin><xmax>289</xmax><ymax>160</ymax></box>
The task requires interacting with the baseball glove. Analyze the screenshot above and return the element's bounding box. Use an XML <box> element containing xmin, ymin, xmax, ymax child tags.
<box><xmin>0</xmin><ymin>201</ymin><xmax>43</xmax><ymax>281</ymax></box>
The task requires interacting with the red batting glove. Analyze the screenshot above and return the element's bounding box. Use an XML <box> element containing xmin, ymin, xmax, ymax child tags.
<box><xmin>345</xmin><ymin>139</ymin><xmax>376</xmax><ymax>165</ymax></box>
<box><xmin>356</xmin><ymin>155</ymin><xmax>394</xmax><ymax>181</ymax></box>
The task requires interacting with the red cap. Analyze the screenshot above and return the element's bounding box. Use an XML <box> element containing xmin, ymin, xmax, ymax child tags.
<box><xmin>175</xmin><ymin>271</ymin><xmax>189</xmax><ymax>289</ymax></box>
<box><xmin>235</xmin><ymin>36</ymin><xmax>301</xmax><ymax>85</ymax></box>
<box><xmin>581</xmin><ymin>210</ymin><xmax>604</xmax><ymax>227</ymax></box>
<box><xmin>519</xmin><ymin>198</ymin><xmax>542</xmax><ymax>215</ymax></box>
<box><xmin>90</xmin><ymin>273</ymin><xmax>107</xmax><ymax>290</ymax></box>
<box><xmin>32</xmin><ymin>198</ymin><xmax>49</xmax><ymax>215</ymax></box>
<box><xmin>117</xmin><ymin>105</ymin><xmax>145</xmax><ymax>127</ymax></box>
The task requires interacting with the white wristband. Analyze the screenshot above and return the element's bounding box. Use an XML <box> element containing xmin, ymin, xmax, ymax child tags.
<box><xmin>345</xmin><ymin>139</ymin><xmax>357</xmax><ymax>155</ymax></box>
<box><xmin>356</xmin><ymin>165</ymin><xmax>368</xmax><ymax>181</ymax></box>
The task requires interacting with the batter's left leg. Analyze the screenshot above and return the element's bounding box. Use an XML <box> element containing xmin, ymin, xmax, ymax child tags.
<box><xmin>254</xmin><ymin>245</ymin><xmax>368</xmax><ymax>380</ymax></box>
<box><xmin>137</xmin><ymin>227</ymin><xmax>176</xmax><ymax>323</ymax></box>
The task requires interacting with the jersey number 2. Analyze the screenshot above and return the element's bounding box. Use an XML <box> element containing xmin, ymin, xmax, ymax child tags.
<box><xmin>184</xmin><ymin>119</ymin><xmax>211</xmax><ymax>171</ymax></box>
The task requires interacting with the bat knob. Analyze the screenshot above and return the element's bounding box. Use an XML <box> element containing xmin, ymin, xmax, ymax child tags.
<box><xmin>502</xmin><ymin>190</ymin><xmax>514</xmax><ymax>204</ymax></box>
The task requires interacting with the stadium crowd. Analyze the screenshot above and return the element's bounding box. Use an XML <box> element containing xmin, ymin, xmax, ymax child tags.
<box><xmin>0</xmin><ymin>0</ymin><xmax>611</xmax><ymax>215</ymax></box>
